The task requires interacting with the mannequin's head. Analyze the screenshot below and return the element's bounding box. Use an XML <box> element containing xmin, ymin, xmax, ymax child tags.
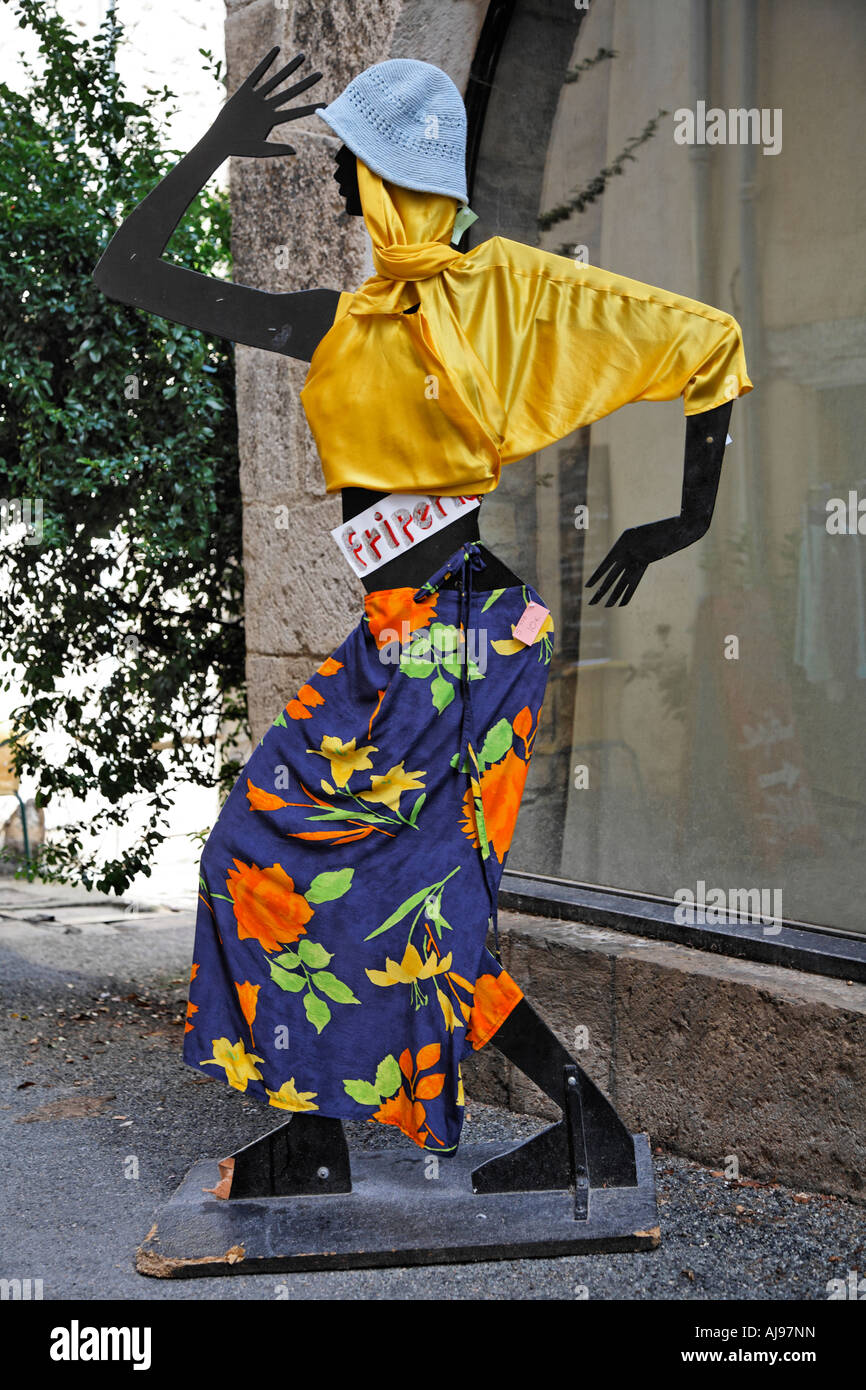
<box><xmin>334</xmin><ymin>143</ymin><xmax>363</xmax><ymax>217</ymax></box>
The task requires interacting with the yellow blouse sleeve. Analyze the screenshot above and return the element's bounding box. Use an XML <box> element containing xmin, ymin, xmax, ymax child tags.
<box><xmin>453</xmin><ymin>239</ymin><xmax>753</xmax><ymax>467</ymax></box>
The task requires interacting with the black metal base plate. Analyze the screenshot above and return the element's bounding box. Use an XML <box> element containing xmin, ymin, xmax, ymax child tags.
<box><xmin>137</xmin><ymin>1134</ymin><xmax>659</xmax><ymax>1278</ymax></box>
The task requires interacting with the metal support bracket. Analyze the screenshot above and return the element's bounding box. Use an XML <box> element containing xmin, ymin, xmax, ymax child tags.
<box><xmin>229</xmin><ymin>1114</ymin><xmax>351</xmax><ymax>1199</ymax></box>
<box><xmin>469</xmin><ymin>1059</ymin><xmax>637</xmax><ymax>1217</ymax></box>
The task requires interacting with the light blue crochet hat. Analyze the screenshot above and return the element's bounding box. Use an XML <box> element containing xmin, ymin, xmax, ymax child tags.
<box><xmin>317</xmin><ymin>58</ymin><xmax>469</xmax><ymax>206</ymax></box>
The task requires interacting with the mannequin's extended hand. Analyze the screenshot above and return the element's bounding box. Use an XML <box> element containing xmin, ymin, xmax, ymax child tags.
<box><xmin>586</xmin><ymin>400</ymin><xmax>733</xmax><ymax>606</ymax></box>
<box><xmin>585</xmin><ymin>516</ymin><xmax>703</xmax><ymax>606</ymax></box>
<box><xmin>211</xmin><ymin>48</ymin><xmax>323</xmax><ymax>158</ymax></box>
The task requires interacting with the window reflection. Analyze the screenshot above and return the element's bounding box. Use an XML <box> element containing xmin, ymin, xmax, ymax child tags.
<box><xmin>470</xmin><ymin>0</ymin><xmax>866</xmax><ymax>934</ymax></box>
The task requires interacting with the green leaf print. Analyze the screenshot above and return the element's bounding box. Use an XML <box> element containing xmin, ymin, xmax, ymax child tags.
<box><xmin>304</xmin><ymin>991</ymin><xmax>331</xmax><ymax>1034</ymax></box>
<box><xmin>400</xmin><ymin>656</ymin><xmax>436</xmax><ymax>678</ymax></box>
<box><xmin>365</xmin><ymin>883</ymin><xmax>435</xmax><ymax>940</ymax></box>
<box><xmin>408</xmin><ymin>792</ymin><xmax>426</xmax><ymax>826</ymax></box>
<box><xmin>298</xmin><ymin>939</ymin><xmax>333</xmax><ymax>969</ymax></box>
<box><xmin>364</xmin><ymin>867</ymin><xmax>461</xmax><ymax>941</ymax></box>
<box><xmin>306</xmin><ymin>867</ymin><xmax>355</xmax><ymax>903</ymax></box>
<box><xmin>430</xmin><ymin>673</ymin><xmax>455</xmax><ymax>713</ymax></box>
<box><xmin>273</xmin><ymin>949</ymin><xmax>300</xmax><ymax>969</ymax></box>
<box><xmin>343</xmin><ymin>1078</ymin><xmax>381</xmax><ymax>1106</ymax></box>
<box><xmin>425</xmin><ymin>897</ymin><xmax>453</xmax><ymax>936</ymax></box>
<box><xmin>474</xmin><ymin>797</ymin><xmax>491</xmax><ymax>859</ymax></box>
<box><xmin>304</xmin><ymin>805</ymin><xmax>393</xmax><ymax>825</ymax></box>
<box><xmin>313</xmin><ymin>971</ymin><xmax>360</xmax><ymax>1005</ymax></box>
<box><xmin>429</xmin><ymin>622</ymin><xmax>461</xmax><ymax>665</ymax></box>
<box><xmin>481</xmin><ymin>588</ymin><xmax>505</xmax><ymax>612</ymax></box>
<box><xmin>269</xmin><ymin>960</ymin><xmax>306</xmax><ymax>991</ymax></box>
<box><xmin>273</xmin><ymin>710</ymin><xmax>287</xmax><ymax>728</ymax></box>
<box><xmin>374</xmin><ymin>1053</ymin><xmax>402</xmax><ymax>1097</ymax></box>
<box><xmin>479</xmin><ymin>717</ymin><xmax>513</xmax><ymax>767</ymax></box>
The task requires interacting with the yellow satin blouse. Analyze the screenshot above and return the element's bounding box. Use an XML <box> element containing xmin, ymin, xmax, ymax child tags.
<box><xmin>300</xmin><ymin>162</ymin><xmax>753</xmax><ymax>497</ymax></box>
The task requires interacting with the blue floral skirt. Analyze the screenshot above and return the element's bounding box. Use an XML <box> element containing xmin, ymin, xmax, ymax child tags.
<box><xmin>183</xmin><ymin>541</ymin><xmax>553</xmax><ymax>1153</ymax></box>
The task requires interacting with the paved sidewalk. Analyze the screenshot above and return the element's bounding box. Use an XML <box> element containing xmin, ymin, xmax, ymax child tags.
<box><xmin>1</xmin><ymin>876</ymin><xmax>864</xmax><ymax>1300</ymax></box>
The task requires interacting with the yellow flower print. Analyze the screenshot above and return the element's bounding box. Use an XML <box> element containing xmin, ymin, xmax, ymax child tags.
<box><xmin>266</xmin><ymin>1078</ymin><xmax>320</xmax><ymax>1112</ymax></box>
<box><xmin>435</xmin><ymin>985</ymin><xmax>463</xmax><ymax>1033</ymax></box>
<box><xmin>366</xmin><ymin>943</ymin><xmax>453</xmax><ymax>988</ymax></box>
<box><xmin>200</xmin><ymin>1037</ymin><xmax>264</xmax><ymax>1092</ymax></box>
<box><xmin>308</xmin><ymin>735</ymin><xmax>377</xmax><ymax>789</ymax></box>
<box><xmin>357</xmin><ymin>762</ymin><xmax>426</xmax><ymax>811</ymax></box>
<box><xmin>491</xmin><ymin>611</ymin><xmax>554</xmax><ymax>655</ymax></box>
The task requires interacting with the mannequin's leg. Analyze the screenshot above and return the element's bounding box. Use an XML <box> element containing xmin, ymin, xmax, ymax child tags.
<box><xmin>473</xmin><ymin>998</ymin><xmax>637</xmax><ymax>1193</ymax></box>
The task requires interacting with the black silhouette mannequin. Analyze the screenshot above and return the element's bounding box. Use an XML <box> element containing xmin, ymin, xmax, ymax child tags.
<box><xmin>93</xmin><ymin>48</ymin><xmax>734</xmax><ymax>1196</ymax></box>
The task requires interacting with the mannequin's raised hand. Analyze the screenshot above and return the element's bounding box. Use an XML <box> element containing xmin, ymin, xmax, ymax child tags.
<box><xmin>212</xmin><ymin>48</ymin><xmax>324</xmax><ymax>158</ymax></box>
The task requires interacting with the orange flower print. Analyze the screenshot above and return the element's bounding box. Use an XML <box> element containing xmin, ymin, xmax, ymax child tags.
<box><xmin>185</xmin><ymin>962</ymin><xmax>199</xmax><ymax>1033</ymax></box>
<box><xmin>364</xmin><ymin>588</ymin><xmax>439</xmax><ymax>651</ymax></box>
<box><xmin>512</xmin><ymin>705</ymin><xmax>535</xmax><ymax>747</ymax></box>
<box><xmin>346</xmin><ymin>1044</ymin><xmax>448</xmax><ymax>1149</ymax></box>
<box><xmin>316</xmin><ymin>657</ymin><xmax>344</xmax><ymax>677</ymax></box>
<box><xmin>246</xmin><ymin>779</ymin><xmax>289</xmax><ymax>811</ymax></box>
<box><xmin>372</xmin><ymin>1089</ymin><xmax>429</xmax><ymax>1148</ymax></box>
<box><xmin>297</xmin><ymin>683</ymin><xmax>323</xmax><ymax>707</ymax></box>
<box><xmin>460</xmin><ymin>747</ymin><xmax>529</xmax><ymax>862</ymax></box>
<box><xmin>286</xmin><ymin>682</ymin><xmax>326</xmax><ymax>721</ymax></box>
<box><xmin>226</xmin><ymin>859</ymin><xmax>314</xmax><ymax>953</ymax></box>
<box><xmin>235</xmin><ymin>980</ymin><xmax>260</xmax><ymax>1044</ymax></box>
<box><xmin>466</xmin><ymin>972</ymin><xmax>524</xmax><ymax>1050</ymax></box>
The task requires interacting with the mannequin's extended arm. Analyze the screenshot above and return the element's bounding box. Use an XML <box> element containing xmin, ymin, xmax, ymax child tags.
<box><xmin>92</xmin><ymin>48</ymin><xmax>339</xmax><ymax>361</ymax></box>
<box><xmin>585</xmin><ymin>399</ymin><xmax>734</xmax><ymax>606</ymax></box>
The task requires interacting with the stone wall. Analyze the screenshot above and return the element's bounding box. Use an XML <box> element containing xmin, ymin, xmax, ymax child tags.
<box><xmin>463</xmin><ymin>910</ymin><xmax>866</xmax><ymax>1202</ymax></box>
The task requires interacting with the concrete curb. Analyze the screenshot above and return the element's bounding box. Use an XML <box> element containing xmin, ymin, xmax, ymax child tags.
<box><xmin>461</xmin><ymin>911</ymin><xmax>866</xmax><ymax>1203</ymax></box>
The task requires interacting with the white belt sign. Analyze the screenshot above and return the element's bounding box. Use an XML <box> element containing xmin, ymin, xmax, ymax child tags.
<box><xmin>331</xmin><ymin>492</ymin><xmax>481</xmax><ymax>578</ymax></box>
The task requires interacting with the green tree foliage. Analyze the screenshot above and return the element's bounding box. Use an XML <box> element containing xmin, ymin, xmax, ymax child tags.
<box><xmin>0</xmin><ymin>0</ymin><xmax>246</xmax><ymax>893</ymax></box>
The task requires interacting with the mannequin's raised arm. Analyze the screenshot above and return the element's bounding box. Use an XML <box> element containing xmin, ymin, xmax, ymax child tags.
<box><xmin>92</xmin><ymin>48</ymin><xmax>339</xmax><ymax>361</ymax></box>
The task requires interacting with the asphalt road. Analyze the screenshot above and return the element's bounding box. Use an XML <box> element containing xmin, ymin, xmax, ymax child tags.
<box><xmin>1</xmin><ymin>879</ymin><xmax>864</xmax><ymax>1301</ymax></box>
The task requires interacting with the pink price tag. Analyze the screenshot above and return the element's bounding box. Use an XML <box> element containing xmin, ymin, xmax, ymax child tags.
<box><xmin>511</xmin><ymin>601</ymin><xmax>550</xmax><ymax>645</ymax></box>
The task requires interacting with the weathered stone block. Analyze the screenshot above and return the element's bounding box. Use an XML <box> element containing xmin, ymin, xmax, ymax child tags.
<box><xmin>243</xmin><ymin>499</ymin><xmax>362</xmax><ymax>659</ymax></box>
<box><xmin>471</xmin><ymin>912</ymin><xmax>866</xmax><ymax>1202</ymax></box>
